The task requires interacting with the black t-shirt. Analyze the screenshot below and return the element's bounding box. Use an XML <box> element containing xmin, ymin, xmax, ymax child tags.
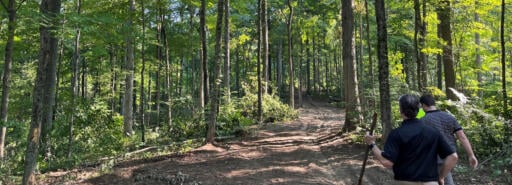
<box><xmin>382</xmin><ymin>118</ymin><xmax>455</xmax><ymax>182</ymax></box>
<box><xmin>421</xmin><ymin>110</ymin><xmax>463</xmax><ymax>151</ymax></box>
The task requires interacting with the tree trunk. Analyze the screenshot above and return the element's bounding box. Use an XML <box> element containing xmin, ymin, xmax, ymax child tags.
<box><xmin>123</xmin><ymin>0</ymin><xmax>135</xmax><ymax>136</ymax></box>
<box><xmin>207</xmin><ymin>0</ymin><xmax>224</xmax><ymax>143</ymax></box>
<box><xmin>306</xmin><ymin>38</ymin><xmax>311</xmax><ymax>95</ymax></box>
<box><xmin>414</xmin><ymin>0</ymin><xmax>427</xmax><ymax>92</ymax></box>
<box><xmin>374</xmin><ymin>0</ymin><xmax>392</xmax><ymax>142</ymax></box>
<box><xmin>324</xmin><ymin>32</ymin><xmax>329</xmax><ymax>95</ymax></box>
<box><xmin>109</xmin><ymin>47</ymin><xmax>117</xmax><ymax>114</ymax></box>
<box><xmin>357</xmin><ymin>13</ymin><xmax>363</xmax><ymax>94</ymax></box>
<box><xmin>68</xmin><ymin>0</ymin><xmax>81</xmax><ymax>158</ymax></box>
<box><xmin>140</xmin><ymin>0</ymin><xmax>146</xmax><ymax>142</ymax></box>
<box><xmin>262</xmin><ymin>0</ymin><xmax>268</xmax><ymax>94</ymax></box>
<box><xmin>298</xmin><ymin>37</ymin><xmax>303</xmax><ymax>108</ymax></box>
<box><xmin>0</xmin><ymin>0</ymin><xmax>17</xmax><ymax>160</ymax></box>
<box><xmin>437</xmin><ymin>0</ymin><xmax>456</xmax><ymax>100</ymax></box>
<box><xmin>235</xmin><ymin>47</ymin><xmax>241</xmax><ymax>97</ymax></box>
<box><xmin>475</xmin><ymin>0</ymin><xmax>483</xmax><ymax>98</ymax></box>
<box><xmin>187</xmin><ymin>5</ymin><xmax>196</xmax><ymax>103</ymax></box>
<box><xmin>147</xmin><ymin>73</ymin><xmax>152</xmax><ymax>126</ymax></box>
<box><xmin>161</xmin><ymin>6</ymin><xmax>172</xmax><ymax>129</ymax></box>
<box><xmin>437</xmin><ymin>26</ymin><xmax>443</xmax><ymax>90</ymax></box>
<box><xmin>257</xmin><ymin>0</ymin><xmax>263</xmax><ymax>122</ymax></box>
<box><xmin>81</xmin><ymin>59</ymin><xmax>87</xmax><ymax>98</ymax></box>
<box><xmin>224</xmin><ymin>0</ymin><xmax>231</xmax><ymax>103</ymax></box>
<box><xmin>341</xmin><ymin>0</ymin><xmax>362</xmax><ymax>132</ymax></box>
<box><xmin>500</xmin><ymin>0</ymin><xmax>508</xmax><ymax>118</ymax></box>
<box><xmin>420</xmin><ymin>0</ymin><xmax>427</xmax><ymax>88</ymax></box>
<box><xmin>313</xmin><ymin>35</ymin><xmax>318</xmax><ymax>94</ymax></box>
<box><xmin>277</xmin><ymin>39</ymin><xmax>283</xmax><ymax>97</ymax></box>
<box><xmin>179</xmin><ymin>56</ymin><xmax>184</xmax><ymax>96</ymax></box>
<box><xmin>364</xmin><ymin>0</ymin><xmax>375</xmax><ymax>99</ymax></box>
<box><xmin>199</xmin><ymin>0</ymin><xmax>207</xmax><ymax>110</ymax></box>
<box><xmin>287</xmin><ymin>0</ymin><xmax>294</xmax><ymax>108</ymax></box>
<box><xmin>155</xmin><ymin>7</ymin><xmax>163</xmax><ymax>127</ymax></box>
<box><xmin>23</xmin><ymin>0</ymin><xmax>61</xmax><ymax>183</ymax></box>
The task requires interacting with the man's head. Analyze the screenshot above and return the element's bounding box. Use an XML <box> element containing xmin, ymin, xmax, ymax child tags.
<box><xmin>399</xmin><ymin>94</ymin><xmax>420</xmax><ymax>119</ymax></box>
<box><xmin>419</xmin><ymin>94</ymin><xmax>436</xmax><ymax>107</ymax></box>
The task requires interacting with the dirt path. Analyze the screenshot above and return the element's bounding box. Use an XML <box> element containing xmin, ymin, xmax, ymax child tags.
<box><xmin>47</xmin><ymin>99</ymin><xmax>388</xmax><ymax>185</ymax></box>
<box><xmin>42</xmin><ymin>100</ymin><xmax>393</xmax><ymax>185</ymax></box>
<box><xmin>41</xmin><ymin>99</ymin><xmax>495</xmax><ymax>185</ymax></box>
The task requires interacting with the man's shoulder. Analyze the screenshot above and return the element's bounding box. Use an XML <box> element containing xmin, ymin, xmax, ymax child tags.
<box><xmin>423</xmin><ymin>110</ymin><xmax>456</xmax><ymax>120</ymax></box>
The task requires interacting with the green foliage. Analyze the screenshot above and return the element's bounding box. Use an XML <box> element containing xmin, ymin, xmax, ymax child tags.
<box><xmin>0</xmin><ymin>120</ymin><xmax>29</xmax><ymax>180</ymax></box>
<box><xmin>434</xmin><ymin>99</ymin><xmax>512</xmax><ymax>174</ymax></box>
<box><xmin>217</xmin><ymin>99</ymin><xmax>254</xmax><ymax>136</ymax></box>
<box><xmin>43</xmin><ymin>100</ymin><xmax>126</xmax><ymax>171</ymax></box>
<box><xmin>424</xmin><ymin>87</ymin><xmax>447</xmax><ymax>99</ymax></box>
<box><xmin>215</xmin><ymin>82</ymin><xmax>298</xmax><ymax>137</ymax></box>
<box><xmin>169</xmin><ymin>96</ymin><xmax>207</xmax><ymax>140</ymax></box>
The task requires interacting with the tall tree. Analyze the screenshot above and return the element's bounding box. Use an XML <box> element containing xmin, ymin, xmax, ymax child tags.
<box><xmin>341</xmin><ymin>0</ymin><xmax>362</xmax><ymax>132</ymax></box>
<box><xmin>80</xmin><ymin>54</ymin><xmax>87</xmax><ymax>98</ymax></box>
<box><xmin>277</xmin><ymin>39</ymin><xmax>283</xmax><ymax>97</ymax></box>
<box><xmin>364</xmin><ymin>0</ymin><xmax>374</xmax><ymax>94</ymax></box>
<box><xmin>414</xmin><ymin>0</ymin><xmax>427</xmax><ymax>92</ymax></box>
<box><xmin>123</xmin><ymin>0</ymin><xmax>135</xmax><ymax>136</ymax></box>
<box><xmin>500</xmin><ymin>0</ymin><xmax>507</xmax><ymax>117</ymax></box>
<box><xmin>0</xmin><ymin>0</ymin><xmax>24</xmax><ymax>159</ymax></box>
<box><xmin>199</xmin><ymin>0</ymin><xmax>207</xmax><ymax>110</ymax></box>
<box><xmin>262</xmin><ymin>0</ymin><xmax>269</xmax><ymax>93</ymax></box>
<box><xmin>223</xmin><ymin>0</ymin><xmax>231</xmax><ymax>103</ymax></box>
<box><xmin>286</xmin><ymin>0</ymin><xmax>294</xmax><ymax>108</ymax></box>
<box><xmin>475</xmin><ymin>0</ymin><xmax>483</xmax><ymax>98</ymax></box>
<box><xmin>437</xmin><ymin>0</ymin><xmax>456</xmax><ymax>100</ymax></box>
<box><xmin>23</xmin><ymin>0</ymin><xmax>61</xmax><ymax>183</ymax></box>
<box><xmin>109</xmin><ymin>46</ymin><xmax>117</xmax><ymax>114</ymax></box>
<box><xmin>375</xmin><ymin>0</ymin><xmax>392</xmax><ymax>142</ymax></box>
<box><xmin>163</xmin><ymin>5</ymin><xmax>172</xmax><ymax>129</ymax></box>
<box><xmin>298</xmin><ymin>32</ymin><xmax>304</xmax><ymax>107</ymax></box>
<box><xmin>436</xmin><ymin>28</ymin><xmax>443</xmax><ymax>89</ymax></box>
<box><xmin>140</xmin><ymin>0</ymin><xmax>146</xmax><ymax>142</ymax></box>
<box><xmin>306</xmin><ymin>38</ymin><xmax>311</xmax><ymax>95</ymax></box>
<box><xmin>155</xmin><ymin>6</ymin><xmax>162</xmax><ymax>127</ymax></box>
<box><xmin>257</xmin><ymin>0</ymin><xmax>263</xmax><ymax>122</ymax></box>
<box><xmin>68</xmin><ymin>0</ymin><xmax>81</xmax><ymax>158</ymax></box>
<box><xmin>207</xmin><ymin>0</ymin><xmax>224</xmax><ymax>143</ymax></box>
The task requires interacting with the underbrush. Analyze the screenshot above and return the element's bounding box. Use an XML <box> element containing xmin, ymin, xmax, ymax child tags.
<box><xmin>427</xmin><ymin>88</ymin><xmax>512</xmax><ymax>182</ymax></box>
<box><xmin>0</xmin><ymin>83</ymin><xmax>297</xmax><ymax>184</ymax></box>
<box><xmin>357</xmin><ymin>88</ymin><xmax>511</xmax><ymax>184</ymax></box>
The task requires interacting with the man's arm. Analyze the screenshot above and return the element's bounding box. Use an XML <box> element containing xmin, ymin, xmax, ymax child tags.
<box><xmin>455</xmin><ymin>130</ymin><xmax>478</xmax><ymax>169</ymax></box>
<box><xmin>370</xmin><ymin>144</ymin><xmax>394</xmax><ymax>168</ymax></box>
<box><xmin>439</xmin><ymin>153</ymin><xmax>458</xmax><ymax>181</ymax></box>
<box><xmin>364</xmin><ymin>133</ymin><xmax>394</xmax><ymax>168</ymax></box>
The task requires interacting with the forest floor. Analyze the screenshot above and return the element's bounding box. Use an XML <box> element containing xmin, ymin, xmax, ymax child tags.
<box><xmin>40</xmin><ymin>97</ymin><xmax>505</xmax><ymax>185</ymax></box>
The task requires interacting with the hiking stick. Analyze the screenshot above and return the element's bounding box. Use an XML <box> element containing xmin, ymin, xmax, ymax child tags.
<box><xmin>357</xmin><ymin>112</ymin><xmax>378</xmax><ymax>185</ymax></box>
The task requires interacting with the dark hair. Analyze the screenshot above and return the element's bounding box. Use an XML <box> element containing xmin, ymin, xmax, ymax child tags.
<box><xmin>419</xmin><ymin>94</ymin><xmax>436</xmax><ymax>106</ymax></box>
<box><xmin>399</xmin><ymin>94</ymin><xmax>420</xmax><ymax>119</ymax></box>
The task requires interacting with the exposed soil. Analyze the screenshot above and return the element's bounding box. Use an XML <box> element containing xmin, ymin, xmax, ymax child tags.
<box><xmin>40</xmin><ymin>98</ymin><xmax>505</xmax><ymax>185</ymax></box>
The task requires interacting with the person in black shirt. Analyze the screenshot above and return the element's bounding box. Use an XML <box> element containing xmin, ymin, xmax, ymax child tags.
<box><xmin>365</xmin><ymin>94</ymin><xmax>458</xmax><ymax>185</ymax></box>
